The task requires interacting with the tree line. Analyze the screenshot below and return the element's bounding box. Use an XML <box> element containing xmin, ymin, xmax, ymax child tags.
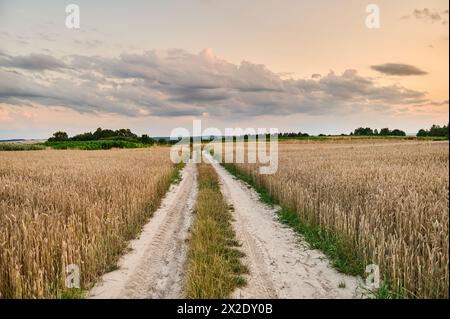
<box><xmin>350</xmin><ymin>124</ymin><xmax>448</xmax><ymax>137</ymax></box>
<box><xmin>47</xmin><ymin>124</ymin><xmax>449</xmax><ymax>144</ymax></box>
<box><xmin>417</xmin><ymin>124</ymin><xmax>449</xmax><ymax>137</ymax></box>
<box><xmin>350</xmin><ymin>127</ymin><xmax>406</xmax><ymax>136</ymax></box>
<box><xmin>48</xmin><ymin>128</ymin><xmax>155</xmax><ymax>144</ymax></box>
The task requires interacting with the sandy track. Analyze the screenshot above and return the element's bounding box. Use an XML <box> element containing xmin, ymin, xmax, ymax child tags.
<box><xmin>88</xmin><ymin>163</ymin><xmax>197</xmax><ymax>299</ymax></box>
<box><xmin>204</xmin><ymin>153</ymin><xmax>360</xmax><ymax>299</ymax></box>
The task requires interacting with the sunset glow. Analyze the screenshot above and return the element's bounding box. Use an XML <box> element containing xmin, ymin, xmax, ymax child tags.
<box><xmin>0</xmin><ymin>0</ymin><xmax>448</xmax><ymax>138</ymax></box>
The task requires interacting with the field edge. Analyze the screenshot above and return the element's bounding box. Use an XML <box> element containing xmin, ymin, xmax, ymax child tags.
<box><xmin>221</xmin><ymin>163</ymin><xmax>405</xmax><ymax>299</ymax></box>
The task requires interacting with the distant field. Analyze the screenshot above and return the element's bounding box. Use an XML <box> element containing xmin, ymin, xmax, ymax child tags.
<box><xmin>277</xmin><ymin>135</ymin><xmax>448</xmax><ymax>141</ymax></box>
<box><xmin>0</xmin><ymin>140</ymin><xmax>152</xmax><ymax>151</ymax></box>
<box><xmin>0</xmin><ymin>143</ymin><xmax>46</xmax><ymax>151</ymax></box>
<box><xmin>44</xmin><ymin>140</ymin><xmax>151</xmax><ymax>150</ymax></box>
<box><xmin>224</xmin><ymin>140</ymin><xmax>449</xmax><ymax>298</ymax></box>
<box><xmin>0</xmin><ymin>148</ymin><xmax>176</xmax><ymax>298</ymax></box>
<box><xmin>1</xmin><ymin>135</ymin><xmax>447</xmax><ymax>151</ymax></box>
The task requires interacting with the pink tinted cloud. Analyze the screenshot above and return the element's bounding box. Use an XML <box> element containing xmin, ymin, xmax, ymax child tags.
<box><xmin>0</xmin><ymin>107</ymin><xmax>11</xmax><ymax>122</ymax></box>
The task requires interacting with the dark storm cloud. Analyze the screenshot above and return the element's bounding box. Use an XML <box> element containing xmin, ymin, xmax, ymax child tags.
<box><xmin>371</xmin><ymin>63</ymin><xmax>428</xmax><ymax>76</ymax></box>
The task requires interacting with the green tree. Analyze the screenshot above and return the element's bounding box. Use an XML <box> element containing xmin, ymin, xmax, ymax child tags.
<box><xmin>416</xmin><ymin>124</ymin><xmax>449</xmax><ymax>137</ymax></box>
<box><xmin>353</xmin><ymin>127</ymin><xmax>374</xmax><ymax>136</ymax></box>
<box><xmin>417</xmin><ymin>129</ymin><xmax>428</xmax><ymax>137</ymax></box>
<box><xmin>71</xmin><ymin>132</ymin><xmax>94</xmax><ymax>141</ymax></box>
<box><xmin>391</xmin><ymin>129</ymin><xmax>406</xmax><ymax>136</ymax></box>
<box><xmin>429</xmin><ymin>124</ymin><xmax>448</xmax><ymax>137</ymax></box>
<box><xmin>93</xmin><ymin>128</ymin><xmax>116</xmax><ymax>140</ymax></box>
<box><xmin>140</xmin><ymin>134</ymin><xmax>155</xmax><ymax>145</ymax></box>
<box><xmin>158</xmin><ymin>138</ymin><xmax>168</xmax><ymax>145</ymax></box>
<box><xmin>115</xmin><ymin>129</ymin><xmax>138</xmax><ymax>139</ymax></box>
<box><xmin>48</xmin><ymin>131</ymin><xmax>69</xmax><ymax>142</ymax></box>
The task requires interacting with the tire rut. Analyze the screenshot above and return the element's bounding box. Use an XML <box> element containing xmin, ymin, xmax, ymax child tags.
<box><xmin>88</xmin><ymin>163</ymin><xmax>197</xmax><ymax>299</ymax></box>
<box><xmin>204</xmin><ymin>153</ymin><xmax>361</xmax><ymax>299</ymax></box>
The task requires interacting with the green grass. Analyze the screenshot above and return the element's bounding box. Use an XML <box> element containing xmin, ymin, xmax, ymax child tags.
<box><xmin>416</xmin><ymin>136</ymin><xmax>449</xmax><ymax>141</ymax></box>
<box><xmin>57</xmin><ymin>288</ymin><xmax>85</xmax><ymax>299</ymax></box>
<box><xmin>1</xmin><ymin>139</ymin><xmax>162</xmax><ymax>151</ymax></box>
<box><xmin>373</xmin><ymin>281</ymin><xmax>403</xmax><ymax>299</ymax></box>
<box><xmin>170</xmin><ymin>162</ymin><xmax>185</xmax><ymax>184</ymax></box>
<box><xmin>278</xmin><ymin>206</ymin><xmax>364</xmax><ymax>275</ymax></box>
<box><xmin>0</xmin><ymin>143</ymin><xmax>46</xmax><ymax>151</ymax></box>
<box><xmin>222</xmin><ymin>163</ymin><xmax>363</xmax><ymax>276</ymax></box>
<box><xmin>222</xmin><ymin>163</ymin><xmax>407</xmax><ymax>298</ymax></box>
<box><xmin>185</xmin><ymin>163</ymin><xmax>248</xmax><ymax>298</ymax></box>
<box><xmin>44</xmin><ymin>140</ymin><xmax>150</xmax><ymax>150</ymax></box>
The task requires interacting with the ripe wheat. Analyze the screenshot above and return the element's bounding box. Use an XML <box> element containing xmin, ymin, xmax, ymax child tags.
<box><xmin>232</xmin><ymin>140</ymin><xmax>449</xmax><ymax>298</ymax></box>
<box><xmin>0</xmin><ymin>148</ymin><xmax>174</xmax><ymax>298</ymax></box>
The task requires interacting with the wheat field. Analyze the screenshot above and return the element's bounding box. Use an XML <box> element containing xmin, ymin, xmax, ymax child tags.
<box><xmin>0</xmin><ymin>148</ymin><xmax>174</xmax><ymax>298</ymax></box>
<box><xmin>231</xmin><ymin>140</ymin><xmax>449</xmax><ymax>298</ymax></box>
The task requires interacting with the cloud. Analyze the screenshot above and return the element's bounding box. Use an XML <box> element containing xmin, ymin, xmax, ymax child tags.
<box><xmin>371</xmin><ymin>63</ymin><xmax>428</xmax><ymax>76</ymax></box>
<box><xmin>0</xmin><ymin>52</ymin><xmax>67</xmax><ymax>71</ymax></box>
<box><xmin>403</xmin><ymin>8</ymin><xmax>449</xmax><ymax>25</ymax></box>
<box><xmin>414</xmin><ymin>100</ymin><xmax>449</xmax><ymax>107</ymax></box>
<box><xmin>74</xmin><ymin>39</ymin><xmax>104</xmax><ymax>47</ymax></box>
<box><xmin>0</xmin><ymin>49</ymin><xmax>434</xmax><ymax>119</ymax></box>
<box><xmin>0</xmin><ymin>107</ymin><xmax>10</xmax><ymax>122</ymax></box>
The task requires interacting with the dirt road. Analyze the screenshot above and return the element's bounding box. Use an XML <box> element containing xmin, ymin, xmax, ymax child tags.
<box><xmin>89</xmin><ymin>155</ymin><xmax>361</xmax><ymax>299</ymax></box>
<box><xmin>88</xmin><ymin>162</ymin><xmax>197</xmax><ymax>299</ymax></box>
<box><xmin>204</xmin><ymin>153</ymin><xmax>361</xmax><ymax>298</ymax></box>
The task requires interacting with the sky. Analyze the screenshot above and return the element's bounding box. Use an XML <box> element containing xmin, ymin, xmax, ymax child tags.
<box><xmin>0</xmin><ymin>0</ymin><xmax>448</xmax><ymax>139</ymax></box>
